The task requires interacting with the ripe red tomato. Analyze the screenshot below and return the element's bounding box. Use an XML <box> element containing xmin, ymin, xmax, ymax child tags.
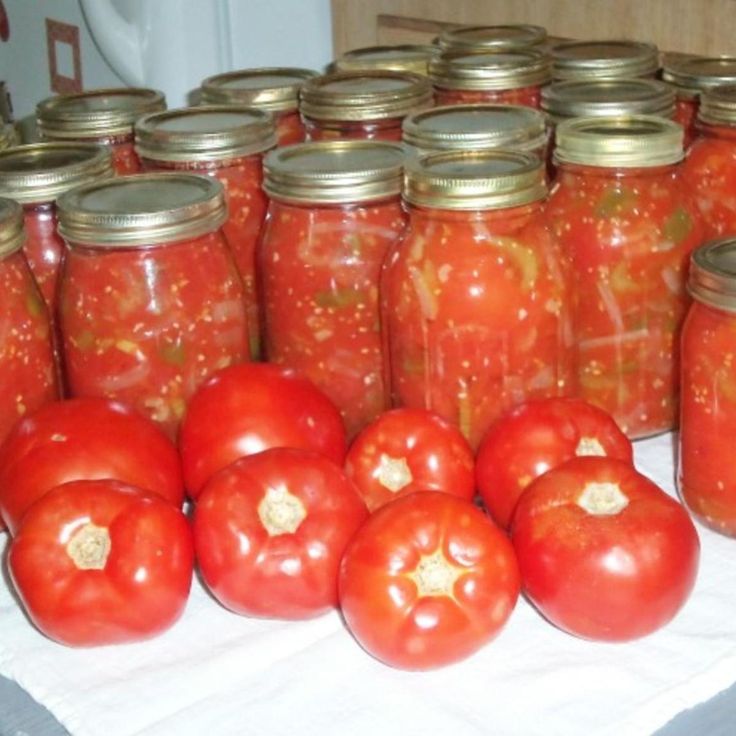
<box><xmin>0</xmin><ymin>398</ymin><xmax>184</xmax><ymax>535</ymax></box>
<box><xmin>8</xmin><ymin>479</ymin><xmax>194</xmax><ymax>646</ymax></box>
<box><xmin>511</xmin><ymin>457</ymin><xmax>699</xmax><ymax>642</ymax></box>
<box><xmin>180</xmin><ymin>363</ymin><xmax>347</xmax><ymax>499</ymax></box>
<box><xmin>476</xmin><ymin>397</ymin><xmax>633</xmax><ymax>529</ymax></box>
<box><xmin>339</xmin><ymin>492</ymin><xmax>520</xmax><ymax>670</ymax></box>
<box><xmin>194</xmin><ymin>447</ymin><xmax>367</xmax><ymax>619</ymax></box>
<box><xmin>344</xmin><ymin>408</ymin><xmax>475</xmax><ymax>512</ymax></box>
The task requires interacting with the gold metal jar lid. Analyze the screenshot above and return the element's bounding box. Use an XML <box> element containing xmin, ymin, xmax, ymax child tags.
<box><xmin>135</xmin><ymin>106</ymin><xmax>277</xmax><ymax>163</ymax></box>
<box><xmin>334</xmin><ymin>45</ymin><xmax>439</xmax><ymax>76</ymax></box>
<box><xmin>404</xmin><ymin>149</ymin><xmax>546</xmax><ymax>210</ymax></box>
<box><xmin>551</xmin><ymin>40</ymin><xmax>660</xmax><ymax>81</ymax></box>
<box><xmin>662</xmin><ymin>55</ymin><xmax>736</xmax><ymax>99</ymax></box>
<box><xmin>300</xmin><ymin>71</ymin><xmax>433</xmax><ymax>121</ymax></box>
<box><xmin>57</xmin><ymin>173</ymin><xmax>227</xmax><ymax>248</ymax></box>
<box><xmin>0</xmin><ymin>143</ymin><xmax>114</xmax><ymax>204</ymax></box>
<box><xmin>689</xmin><ymin>238</ymin><xmax>736</xmax><ymax>312</ymax></box>
<box><xmin>37</xmin><ymin>88</ymin><xmax>166</xmax><ymax>139</ymax></box>
<box><xmin>542</xmin><ymin>79</ymin><xmax>675</xmax><ymax>120</ymax></box>
<box><xmin>554</xmin><ymin>115</ymin><xmax>683</xmax><ymax>168</ymax></box>
<box><xmin>429</xmin><ymin>49</ymin><xmax>552</xmax><ymax>91</ymax></box>
<box><xmin>697</xmin><ymin>85</ymin><xmax>736</xmax><ymax>125</ymax></box>
<box><xmin>0</xmin><ymin>197</ymin><xmax>25</xmax><ymax>256</ymax></box>
<box><xmin>403</xmin><ymin>104</ymin><xmax>547</xmax><ymax>153</ymax></box>
<box><xmin>438</xmin><ymin>24</ymin><xmax>547</xmax><ymax>53</ymax></box>
<box><xmin>200</xmin><ymin>68</ymin><xmax>317</xmax><ymax>113</ymax></box>
<box><xmin>263</xmin><ymin>140</ymin><xmax>404</xmax><ymax>204</ymax></box>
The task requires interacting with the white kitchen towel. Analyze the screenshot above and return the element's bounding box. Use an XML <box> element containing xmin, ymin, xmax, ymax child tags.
<box><xmin>2</xmin><ymin>431</ymin><xmax>736</xmax><ymax>736</ymax></box>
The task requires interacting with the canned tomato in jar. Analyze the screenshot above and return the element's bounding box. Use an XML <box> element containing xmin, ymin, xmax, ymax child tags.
<box><xmin>662</xmin><ymin>55</ymin><xmax>736</xmax><ymax>148</ymax></box>
<box><xmin>56</xmin><ymin>173</ymin><xmax>249</xmax><ymax>439</ymax></box>
<box><xmin>136</xmin><ymin>105</ymin><xmax>277</xmax><ymax>359</ymax></box>
<box><xmin>0</xmin><ymin>142</ymin><xmax>113</xmax><ymax>313</ymax></box>
<box><xmin>260</xmin><ymin>140</ymin><xmax>406</xmax><ymax>438</ymax></box>
<box><xmin>300</xmin><ymin>70</ymin><xmax>433</xmax><ymax>142</ymax></box>
<box><xmin>680</xmin><ymin>238</ymin><xmax>736</xmax><ymax>536</ymax></box>
<box><xmin>429</xmin><ymin>49</ymin><xmax>551</xmax><ymax>108</ymax></box>
<box><xmin>547</xmin><ymin>115</ymin><xmax>704</xmax><ymax>438</ymax></box>
<box><xmin>200</xmin><ymin>67</ymin><xmax>317</xmax><ymax>146</ymax></box>
<box><xmin>36</xmin><ymin>88</ymin><xmax>165</xmax><ymax>174</ymax></box>
<box><xmin>0</xmin><ymin>197</ymin><xmax>59</xmax><ymax>445</ymax></box>
<box><xmin>382</xmin><ymin>149</ymin><xmax>574</xmax><ymax>449</ymax></box>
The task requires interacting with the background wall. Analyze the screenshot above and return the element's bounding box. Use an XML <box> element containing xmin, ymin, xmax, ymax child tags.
<box><xmin>0</xmin><ymin>0</ymin><xmax>333</xmax><ymax>123</ymax></box>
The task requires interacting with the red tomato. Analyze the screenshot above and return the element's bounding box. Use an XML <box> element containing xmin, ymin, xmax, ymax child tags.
<box><xmin>0</xmin><ymin>398</ymin><xmax>184</xmax><ymax>535</ymax></box>
<box><xmin>476</xmin><ymin>397</ymin><xmax>633</xmax><ymax>529</ymax></box>
<box><xmin>180</xmin><ymin>363</ymin><xmax>347</xmax><ymax>499</ymax></box>
<box><xmin>344</xmin><ymin>408</ymin><xmax>475</xmax><ymax>512</ymax></box>
<box><xmin>194</xmin><ymin>447</ymin><xmax>367</xmax><ymax>619</ymax></box>
<box><xmin>339</xmin><ymin>492</ymin><xmax>520</xmax><ymax>670</ymax></box>
<box><xmin>511</xmin><ymin>457</ymin><xmax>699</xmax><ymax>641</ymax></box>
<box><xmin>8</xmin><ymin>479</ymin><xmax>194</xmax><ymax>646</ymax></box>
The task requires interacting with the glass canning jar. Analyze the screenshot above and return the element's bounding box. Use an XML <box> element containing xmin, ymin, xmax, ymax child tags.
<box><xmin>662</xmin><ymin>55</ymin><xmax>736</xmax><ymax>149</ymax></box>
<box><xmin>437</xmin><ymin>24</ymin><xmax>547</xmax><ymax>53</ymax></box>
<box><xmin>402</xmin><ymin>103</ymin><xmax>548</xmax><ymax>160</ymax></box>
<box><xmin>681</xmin><ymin>86</ymin><xmax>736</xmax><ymax>240</ymax></box>
<box><xmin>382</xmin><ymin>149</ymin><xmax>574</xmax><ymax>450</ymax></box>
<box><xmin>547</xmin><ymin>115</ymin><xmax>704</xmax><ymax>438</ymax></box>
<box><xmin>334</xmin><ymin>45</ymin><xmax>439</xmax><ymax>77</ymax></box>
<box><xmin>429</xmin><ymin>49</ymin><xmax>551</xmax><ymax>109</ymax></box>
<box><xmin>200</xmin><ymin>67</ymin><xmax>317</xmax><ymax>146</ymax></box>
<box><xmin>0</xmin><ymin>197</ymin><xmax>59</xmax><ymax>445</ymax></box>
<box><xmin>36</xmin><ymin>88</ymin><xmax>165</xmax><ymax>175</ymax></box>
<box><xmin>56</xmin><ymin>174</ymin><xmax>249</xmax><ymax>439</ymax></box>
<box><xmin>679</xmin><ymin>239</ymin><xmax>736</xmax><ymax>535</ymax></box>
<box><xmin>136</xmin><ymin>106</ymin><xmax>277</xmax><ymax>359</ymax></box>
<box><xmin>0</xmin><ymin>143</ymin><xmax>113</xmax><ymax>313</ymax></box>
<box><xmin>300</xmin><ymin>71</ymin><xmax>433</xmax><ymax>142</ymax></box>
<box><xmin>260</xmin><ymin>140</ymin><xmax>406</xmax><ymax>438</ymax></box>
<box><xmin>550</xmin><ymin>40</ymin><xmax>660</xmax><ymax>82</ymax></box>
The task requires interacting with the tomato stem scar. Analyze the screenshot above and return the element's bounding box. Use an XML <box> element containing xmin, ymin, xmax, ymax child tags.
<box><xmin>66</xmin><ymin>523</ymin><xmax>111</xmax><ymax>570</ymax></box>
<box><xmin>375</xmin><ymin>453</ymin><xmax>413</xmax><ymax>493</ymax></box>
<box><xmin>410</xmin><ymin>549</ymin><xmax>461</xmax><ymax>597</ymax></box>
<box><xmin>577</xmin><ymin>482</ymin><xmax>629</xmax><ymax>515</ymax></box>
<box><xmin>258</xmin><ymin>485</ymin><xmax>307</xmax><ymax>536</ymax></box>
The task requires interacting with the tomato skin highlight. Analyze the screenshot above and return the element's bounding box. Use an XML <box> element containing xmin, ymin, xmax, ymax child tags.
<box><xmin>339</xmin><ymin>492</ymin><xmax>520</xmax><ymax>670</ymax></box>
<box><xmin>344</xmin><ymin>408</ymin><xmax>475</xmax><ymax>512</ymax></box>
<box><xmin>194</xmin><ymin>448</ymin><xmax>367</xmax><ymax>619</ymax></box>
<box><xmin>476</xmin><ymin>397</ymin><xmax>633</xmax><ymax>529</ymax></box>
<box><xmin>8</xmin><ymin>479</ymin><xmax>194</xmax><ymax>647</ymax></box>
<box><xmin>0</xmin><ymin>397</ymin><xmax>184</xmax><ymax>535</ymax></box>
<box><xmin>180</xmin><ymin>363</ymin><xmax>347</xmax><ymax>499</ymax></box>
<box><xmin>511</xmin><ymin>456</ymin><xmax>700</xmax><ymax>642</ymax></box>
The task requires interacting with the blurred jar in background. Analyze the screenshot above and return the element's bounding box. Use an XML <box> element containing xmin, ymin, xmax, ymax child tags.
<box><xmin>300</xmin><ymin>71</ymin><xmax>433</xmax><ymax>142</ymax></box>
<box><xmin>37</xmin><ymin>88</ymin><xmax>165</xmax><ymax>174</ymax></box>
<box><xmin>200</xmin><ymin>68</ymin><xmax>317</xmax><ymax>146</ymax></box>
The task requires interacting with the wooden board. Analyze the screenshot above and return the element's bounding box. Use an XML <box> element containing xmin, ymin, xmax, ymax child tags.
<box><xmin>331</xmin><ymin>0</ymin><xmax>735</xmax><ymax>58</ymax></box>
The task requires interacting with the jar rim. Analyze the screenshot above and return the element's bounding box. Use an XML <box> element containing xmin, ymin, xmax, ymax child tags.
<box><xmin>0</xmin><ymin>197</ymin><xmax>25</xmax><ymax>256</ymax></box>
<box><xmin>690</xmin><ymin>238</ymin><xmax>736</xmax><ymax>312</ymax></box>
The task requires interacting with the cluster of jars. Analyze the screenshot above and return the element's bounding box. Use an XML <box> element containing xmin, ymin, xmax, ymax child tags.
<box><xmin>5</xmin><ymin>24</ymin><xmax>736</xmax><ymax>535</ymax></box>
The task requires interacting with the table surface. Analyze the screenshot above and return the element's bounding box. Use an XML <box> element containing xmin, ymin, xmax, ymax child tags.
<box><xmin>2</xmin><ymin>432</ymin><xmax>736</xmax><ymax>736</ymax></box>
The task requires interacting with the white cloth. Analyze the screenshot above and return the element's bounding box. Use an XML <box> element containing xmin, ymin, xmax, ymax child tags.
<box><xmin>1</xmin><ymin>432</ymin><xmax>736</xmax><ymax>736</ymax></box>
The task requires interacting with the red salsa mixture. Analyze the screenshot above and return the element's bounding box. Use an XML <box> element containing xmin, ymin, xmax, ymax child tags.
<box><xmin>383</xmin><ymin>152</ymin><xmax>573</xmax><ymax>449</ymax></box>
<box><xmin>59</xmin><ymin>231</ymin><xmax>248</xmax><ymax>438</ymax></box>
<box><xmin>547</xmin><ymin>162</ymin><xmax>703</xmax><ymax>437</ymax></box>
<box><xmin>261</xmin><ymin>199</ymin><xmax>405</xmax><ymax>437</ymax></box>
